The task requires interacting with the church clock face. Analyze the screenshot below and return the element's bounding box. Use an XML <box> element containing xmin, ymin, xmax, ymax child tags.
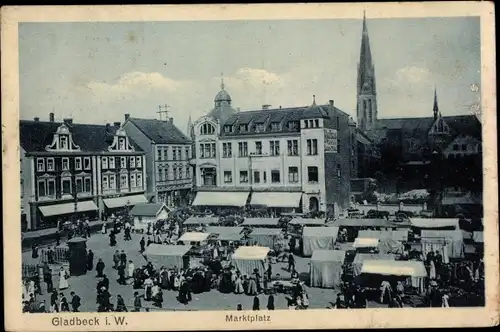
<box><xmin>363</xmin><ymin>82</ymin><xmax>372</xmax><ymax>94</ymax></box>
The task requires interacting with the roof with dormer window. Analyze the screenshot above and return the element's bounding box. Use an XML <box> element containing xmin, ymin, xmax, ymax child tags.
<box><xmin>19</xmin><ymin>120</ymin><xmax>144</xmax><ymax>152</ymax></box>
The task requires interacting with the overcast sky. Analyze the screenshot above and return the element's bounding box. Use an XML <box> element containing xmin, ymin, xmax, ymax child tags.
<box><xmin>19</xmin><ymin>16</ymin><xmax>480</xmax><ymax>135</ymax></box>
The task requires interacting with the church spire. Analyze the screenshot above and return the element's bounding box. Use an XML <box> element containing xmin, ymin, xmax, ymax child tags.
<box><xmin>187</xmin><ymin>114</ymin><xmax>193</xmax><ymax>138</ymax></box>
<box><xmin>356</xmin><ymin>11</ymin><xmax>378</xmax><ymax>132</ymax></box>
<box><xmin>433</xmin><ymin>86</ymin><xmax>439</xmax><ymax>120</ymax></box>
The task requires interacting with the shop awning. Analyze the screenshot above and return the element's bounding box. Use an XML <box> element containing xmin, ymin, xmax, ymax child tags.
<box><xmin>250</xmin><ymin>192</ymin><xmax>302</xmax><ymax>208</ymax></box>
<box><xmin>192</xmin><ymin>191</ymin><xmax>249</xmax><ymax>207</ymax></box>
<box><xmin>361</xmin><ymin>260</ymin><xmax>427</xmax><ymax>277</ymax></box>
<box><xmin>39</xmin><ymin>200</ymin><xmax>98</xmax><ymax>217</ymax></box>
<box><xmin>103</xmin><ymin>194</ymin><xmax>148</xmax><ymax>209</ymax></box>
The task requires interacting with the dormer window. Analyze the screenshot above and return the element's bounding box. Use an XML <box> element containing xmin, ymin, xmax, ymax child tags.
<box><xmin>201</xmin><ymin>123</ymin><xmax>215</xmax><ymax>135</ymax></box>
<box><xmin>224</xmin><ymin>125</ymin><xmax>233</xmax><ymax>133</ymax></box>
<box><xmin>119</xmin><ymin>138</ymin><xmax>126</xmax><ymax>150</ymax></box>
<box><xmin>314</xmin><ymin>119</ymin><xmax>319</xmax><ymax>127</ymax></box>
<box><xmin>256</xmin><ymin>124</ymin><xmax>265</xmax><ymax>132</ymax></box>
<box><xmin>239</xmin><ymin>124</ymin><xmax>248</xmax><ymax>132</ymax></box>
<box><xmin>304</xmin><ymin>120</ymin><xmax>309</xmax><ymax>128</ymax></box>
<box><xmin>288</xmin><ymin>121</ymin><xmax>298</xmax><ymax>130</ymax></box>
<box><xmin>270</xmin><ymin>122</ymin><xmax>280</xmax><ymax>131</ymax></box>
<box><xmin>59</xmin><ymin>136</ymin><xmax>68</xmax><ymax>149</ymax></box>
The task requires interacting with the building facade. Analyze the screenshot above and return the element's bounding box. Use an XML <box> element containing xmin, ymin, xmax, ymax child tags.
<box><xmin>123</xmin><ymin>115</ymin><xmax>193</xmax><ymax>207</ymax></box>
<box><xmin>192</xmin><ymin>91</ymin><xmax>356</xmax><ymax>216</ymax></box>
<box><xmin>20</xmin><ymin>115</ymin><xmax>147</xmax><ymax>230</ymax></box>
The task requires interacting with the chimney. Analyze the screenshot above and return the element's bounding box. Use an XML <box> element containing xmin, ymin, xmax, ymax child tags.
<box><xmin>262</xmin><ymin>104</ymin><xmax>271</xmax><ymax>110</ymax></box>
<box><xmin>169</xmin><ymin>117</ymin><xmax>174</xmax><ymax>124</ymax></box>
<box><xmin>113</xmin><ymin>121</ymin><xmax>121</xmax><ymax>127</ymax></box>
<box><xmin>279</xmin><ymin>106</ymin><xmax>282</xmax><ymax>109</ymax></box>
<box><xmin>34</xmin><ymin>117</ymin><xmax>40</xmax><ymax>122</ymax></box>
<box><xmin>329</xmin><ymin>100</ymin><xmax>334</xmax><ymax>107</ymax></box>
<box><xmin>49</xmin><ymin>113</ymin><xmax>55</xmax><ymax>122</ymax></box>
<box><xmin>63</xmin><ymin>118</ymin><xmax>73</xmax><ymax>125</ymax></box>
<box><xmin>124</xmin><ymin>113</ymin><xmax>130</xmax><ymax>121</ymax></box>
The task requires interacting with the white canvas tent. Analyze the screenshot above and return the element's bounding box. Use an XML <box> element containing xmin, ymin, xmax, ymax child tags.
<box><xmin>421</xmin><ymin>229</ymin><xmax>464</xmax><ymax>259</ymax></box>
<box><xmin>361</xmin><ymin>259</ymin><xmax>427</xmax><ymax>292</ymax></box>
<box><xmin>249</xmin><ymin>228</ymin><xmax>282</xmax><ymax>248</ymax></box>
<box><xmin>357</xmin><ymin>230</ymin><xmax>408</xmax><ymax>254</ymax></box>
<box><xmin>310</xmin><ymin>250</ymin><xmax>346</xmax><ymax>288</ymax></box>
<box><xmin>410</xmin><ymin>218</ymin><xmax>459</xmax><ymax>229</ymax></box>
<box><xmin>473</xmin><ymin>231</ymin><xmax>484</xmax><ymax>243</ymax></box>
<box><xmin>177</xmin><ymin>232</ymin><xmax>211</xmax><ymax>244</ymax></box>
<box><xmin>352</xmin><ymin>253</ymin><xmax>396</xmax><ymax>276</ymax></box>
<box><xmin>143</xmin><ymin>244</ymin><xmax>192</xmax><ymax>269</ymax></box>
<box><xmin>353</xmin><ymin>237</ymin><xmax>379</xmax><ymax>249</ymax></box>
<box><xmin>231</xmin><ymin>246</ymin><xmax>270</xmax><ymax>276</ymax></box>
<box><xmin>302</xmin><ymin>226</ymin><xmax>339</xmax><ymax>256</ymax></box>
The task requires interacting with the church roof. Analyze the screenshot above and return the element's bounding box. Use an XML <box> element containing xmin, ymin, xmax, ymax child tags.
<box><xmin>126</xmin><ymin>118</ymin><xmax>192</xmax><ymax>145</ymax></box>
<box><xmin>19</xmin><ymin>119</ymin><xmax>143</xmax><ymax>153</ymax></box>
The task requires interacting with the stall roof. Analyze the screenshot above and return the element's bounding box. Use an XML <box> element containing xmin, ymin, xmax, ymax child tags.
<box><xmin>249</xmin><ymin>228</ymin><xmax>282</xmax><ymax>236</ymax></box>
<box><xmin>353</xmin><ymin>253</ymin><xmax>396</xmax><ymax>265</ymax></box>
<box><xmin>241</xmin><ymin>218</ymin><xmax>280</xmax><ymax>226</ymax></box>
<box><xmin>473</xmin><ymin>231</ymin><xmax>484</xmax><ymax>243</ymax></box>
<box><xmin>353</xmin><ymin>237</ymin><xmax>379</xmax><ymax>248</ymax></box>
<box><xmin>183</xmin><ymin>217</ymin><xmax>220</xmax><ymax>225</ymax></box>
<box><xmin>144</xmin><ymin>244</ymin><xmax>192</xmax><ymax>257</ymax></box>
<box><xmin>421</xmin><ymin>229</ymin><xmax>463</xmax><ymax>241</ymax></box>
<box><xmin>178</xmin><ymin>232</ymin><xmax>211</xmax><ymax>243</ymax></box>
<box><xmin>311</xmin><ymin>249</ymin><xmax>346</xmax><ymax>262</ymax></box>
<box><xmin>205</xmin><ymin>226</ymin><xmax>244</xmax><ymax>234</ymax></box>
<box><xmin>410</xmin><ymin>218</ymin><xmax>459</xmax><ymax>229</ymax></box>
<box><xmin>303</xmin><ymin>226</ymin><xmax>339</xmax><ymax>238</ymax></box>
<box><xmin>289</xmin><ymin>218</ymin><xmax>326</xmax><ymax>226</ymax></box>
<box><xmin>358</xmin><ymin>229</ymin><xmax>409</xmax><ymax>241</ymax></box>
<box><xmin>232</xmin><ymin>246</ymin><xmax>270</xmax><ymax>260</ymax></box>
<box><xmin>361</xmin><ymin>260</ymin><xmax>427</xmax><ymax>277</ymax></box>
<box><xmin>333</xmin><ymin>218</ymin><xmax>411</xmax><ymax>228</ymax></box>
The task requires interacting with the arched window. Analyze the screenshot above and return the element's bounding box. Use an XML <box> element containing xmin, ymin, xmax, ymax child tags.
<box><xmin>200</xmin><ymin>123</ymin><xmax>215</xmax><ymax>135</ymax></box>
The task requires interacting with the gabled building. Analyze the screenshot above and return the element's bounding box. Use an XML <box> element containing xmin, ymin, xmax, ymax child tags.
<box><xmin>192</xmin><ymin>88</ymin><xmax>357</xmax><ymax>216</ymax></box>
<box><xmin>20</xmin><ymin>114</ymin><xmax>147</xmax><ymax>230</ymax></box>
<box><xmin>123</xmin><ymin>115</ymin><xmax>193</xmax><ymax>207</ymax></box>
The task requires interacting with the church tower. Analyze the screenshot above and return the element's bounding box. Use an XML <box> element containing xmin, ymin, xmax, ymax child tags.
<box><xmin>357</xmin><ymin>11</ymin><xmax>378</xmax><ymax>131</ymax></box>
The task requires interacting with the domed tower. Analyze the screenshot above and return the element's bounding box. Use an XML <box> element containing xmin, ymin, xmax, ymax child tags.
<box><xmin>207</xmin><ymin>74</ymin><xmax>238</xmax><ymax>125</ymax></box>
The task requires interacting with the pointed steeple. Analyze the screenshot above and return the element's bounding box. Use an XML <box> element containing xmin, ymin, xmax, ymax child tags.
<box><xmin>356</xmin><ymin>11</ymin><xmax>378</xmax><ymax>132</ymax></box>
<box><xmin>187</xmin><ymin>114</ymin><xmax>193</xmax><ymax>138</ymax></box>
<box><xmin>433</xmin><ymin>86</ymin><xmax>439</xmax><ymax>120</ymax></box>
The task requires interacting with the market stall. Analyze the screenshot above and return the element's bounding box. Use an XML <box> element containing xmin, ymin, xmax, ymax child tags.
<box><xmin>309</xmin><ymin>249</ymin><xmax>346</xmax><ymax>288</ymax></box>
<box><xmin>231</xmin><ymin>246</ymin><xmax>270</xmax><ymax>276</ymax></box>
<box><xmin>421</xmin><ymin>229</ymin><xmax>464</xmax><ymax>259</ymax></box>
<box><xmin>302</xmin><ymin>226</ymin><xmax>339</xmax><ymax>256</ymax></box>
<box><xmin>183</xmin><ymin>217</ymin><xmax>220</xmax><ymax>229</ymax></box>
<box><xmin>358</xmin><ymin>230</ymin><xmax>408</xmax><ymax>254</ymax></box>
<box><xmin>360</xmin><ymin>259</ymin><xmax>427</xmax><ymax>293</ymax></box>
<box><xmin>353</xmin><ymin>237</ymin><xmax>379</xmax><ymax>251</ymax></box>
<box><xmin>177</xmin><ymin>232</ymin><xmax>212</xmax><ymax>245</ymax></box>
<box><xmin>410</xmin><ymin>218</ymin><xmax>459</xmax><ymax>230</ymax></box>
<box><xmin>289</xmin><ymin>218</ymin><xmax>326</xmax><ymax>227</ymax></box>
<box><xmin>352</xmin><ymin>253</ymin><xmax>396</xmax><ymax>276</ymax></box>
<box><xmin>143</xmin><ymin>244</ymin><xmax>192</xmax><ymax>269</ymax></box>
<box><xmin>249</xmin><ymin>228</ymin><xmax>282</xmax><ymax>248</ymax></box>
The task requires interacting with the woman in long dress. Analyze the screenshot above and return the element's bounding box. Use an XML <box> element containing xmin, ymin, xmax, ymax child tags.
<box><xmin>234</xmin><ymin>275</ymin><xmax>244</xmax><ymax>294</ymax></box>
<box><xmin>128</xmin><ymin>261</ymin><xmax>135</xmax><ymax>279</ymax></box>
<box><xmin>58</xmin><ymin>267</ymin><xmax>69</xmax><ymax>290</ymax></box>
<box><xmin>27</xmin><ymin>279</ymin><xmax>35</xmax><ymax>298</ymax></box>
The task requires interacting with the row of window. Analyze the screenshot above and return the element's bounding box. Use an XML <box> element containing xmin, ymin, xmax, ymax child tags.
<box><xmin>37</xmin><ymin>176</ymin><xmax>92</xmax><ymax>198</ymax></box>
<box><xmin>102</xmin><ymin>172</ymin><xmax>143</xmax><ymax>191</ymax></box>
<box><xmin>102</xmin><ymin>156</ymin><xmax>142</xmax><ymax>169</ymax></box>
<box><xmin>37</xmin><ymin>157</ymin><xmax>91</xmax><ymax>172</ymax></box>
<box><xmin>199</xmin><ymin>143</ymin><xmax>216</xmax><ymax>159</ymax></box>
<box><xmin>221</xmin><ymin>166</ymin><xmax>333</xmax><ymax>185</ymax></box>
<box><xmin>157</xmin><ymin>146</ymin><xmax>191</xmax><ymax>161</ymax></box>
<box><xmin>219</xmin><ymin>139</ymin><xmax>318</xmax><ymax>158</ymax></box>
<box><xmin>222</xmin><ymin>118</ymin><xmax>331</xmax><ymax>134</ymax></box>
<box><xmin>157</xmin><ymin>166</ymin><xmax>191</xmax><ymax>182</ymax></box>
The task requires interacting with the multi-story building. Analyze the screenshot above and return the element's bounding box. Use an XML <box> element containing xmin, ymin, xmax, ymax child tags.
<box><xmin>20</xmin><ymin>114</ymin><xmax>147</xmax><ymax>230</ymax></box>
<box><xmin>123</xmin><ymin>115</ymin><xmax>193</xmax><ymax>207</ymax></box>
<box><xmin>192</xmin><ymin>91</ymin><xmax>357</xmax><ymax>216</ymax></box>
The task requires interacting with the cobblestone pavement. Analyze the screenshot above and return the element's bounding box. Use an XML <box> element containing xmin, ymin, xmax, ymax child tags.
<box><xmin>23</xmin><ymin>232</ymin><xmax>385</xmax><ymax>312</ymax></box>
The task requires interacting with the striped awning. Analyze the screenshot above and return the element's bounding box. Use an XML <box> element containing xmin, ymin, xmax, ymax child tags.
<box><xmin>103</xmin><ymin>194</ymin><xmax>148</xmax><ymax>209</ymax></box>
<box><xmin>39</xmin><ymin>200</ymin><xmax>98</xmax><ymax>217</ymax></box>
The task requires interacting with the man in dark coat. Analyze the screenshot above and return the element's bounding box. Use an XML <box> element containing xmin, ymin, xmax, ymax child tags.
<box><xmin>55</xmin><ymin>231</ymin><xmax>61</xmax><ymax>247</ymax></box>
<box><xmin>50</xmin><ymin>290</ymin><xmax>59</xmax><ymax>312</ymax></box>
<box><xmin>70</xmin><ymin>291</ymin><xmax>81</xmax><ymax>312</ymax></box>
<box><xmin>288</xmin><ymin>253</ymin><xmax>295</xmax><ymax>272</ymax></box>
<box><xmin>113</xmin><ymin>250</ymin><xmax>120</xmax><ymax>269</ymax></box>
<box><xmin>96</xmin><ymin>258</ymin><xmax>105</xmax><ymax>277</ymax></box>
<box><xmin>47</xmin><ymin>247</ymin><xmax>55</xmax><ymax>264</ymax></box>
<box><xmin>102</xmin><ymin>274</ymin><xmax>110</xmax><ymax>291</ymax></box>
<box><xmin>133</xmin><ymin>292</ymin><xmax>141</xmax><ymax>312</ymax></box>
<box><xmin>43</xmin><ymin>262</ymin><xmax>53</xmax><ymax>293</ymax></box>
<box><xmin>120</xmin><ymin>250</ymin><xmax>127</xmax><ymax>267</ymax></box>
<box><xmin>140</xmin><ymin>237</ymin><xmax>146</xmax><ymax>253</ymax></box>
<box><xmin>117</xmin><ymin>264</ymin><xmax>126</xmax><ymax>285</ymax></box>
<box><xmin>87</xmin><ymin>250</ymin><xmax>94</xmax><ymax>271</ymax></box>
